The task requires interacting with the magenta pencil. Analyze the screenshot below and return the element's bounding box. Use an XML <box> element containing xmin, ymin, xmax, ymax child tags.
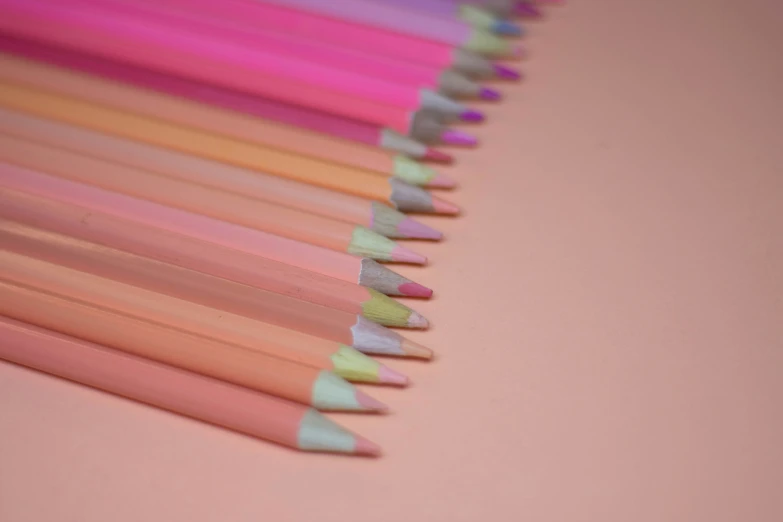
<box><xmin>0</xmin><ymin>0</ymin><xmax>482</xmax><ymax>133</ymax></box>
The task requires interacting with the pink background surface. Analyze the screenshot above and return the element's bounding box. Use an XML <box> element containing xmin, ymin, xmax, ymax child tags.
<box><xmin>1</xmin><ymin>1</ymin><xmax>782</xmax><ymax>520</ymax></box>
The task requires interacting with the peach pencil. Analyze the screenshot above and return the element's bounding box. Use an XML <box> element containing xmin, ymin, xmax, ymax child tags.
<box><xmin>0</xmin><ymin>80</ymin><xmax>460</xmax><ymax>214</ymax></box>
<box><xmin>0</xmin><ymin>250</ymin><xmax>409</xmax><ymax>385</ymax></box>
<box><xmin>0</xmin><ymin>134</ymin><xmax>426</xmax><ymax>264</ymax></box>
<box><xmin>0</xmin><ymin>52</ymin><xmax>455</xmax><ymax>189</ymax></box>
<box><xmin>0</xmin><ymin>187</ymin><xmax>434</xmax><ymax>304</ymax></box>
<box><xmin>0</xmin><ymin>317</ymin><xmax>381</xmax><ymax>455</ymax></box>
<box><xmin>0</xmin><ymin>163</ymin><xmax>434</xmax><ymax>292</ymax></box>
<box><xmin>0</xmin><ymin>280</ymin><xmax>385</xmax><ymax>410</ymax></box>
<box><xmin>0</xmin><ymin>109</ymin><xmax>441</xmax><ymax>239</ymax></box>
<box><xmin>0</xmin><ymin>221</ymin><xmax>433</xmax><ymax>358</ymax></box>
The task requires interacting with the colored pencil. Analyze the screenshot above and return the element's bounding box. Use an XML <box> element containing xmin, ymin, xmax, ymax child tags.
<box><xmin>0</xmin><ymin>191</ymin><xmax>433</xmax><ymax>321</ymax></box>
<box><xmin>0</xmin><ymin>36</ymin><xmax>473</xmax><ymax>149</ymax></box>
<box><xmin>0</xmin><ymin>164</ymin><xmax>434</xmax><ymax>289</ymax></box>
<box><xmin>0</xmin><ymin>109</ymin><xmax>442</xmax><ymax>241</ymax></box>
<box><xmin>0</xmin><ymin>317</ymin><xmax>381</xmax><ymax>455</ymax></box>
<box><xmin>0</xmin><ymin>81</ymin><xmax>461</xmax><ymax>212</ymax></box>
<box><xmin>254</xmin><ymin>0</ymin><xmax>521</xmax><ymax>52</ymax></box>
<box><xmin>0</xmin><ymin>134</ymin><xmax>427</xmax><ymax>265</ymax></box>
<box><xmin>0</xmin><ymin>52</ymin><xmax>455</xmax><ymax>189</ymax></box>
<box><xmin>369</xmin><ymin>0</ymin><xmax>525</xmax><ymax>33</ymax></box>
<box><xmin>0</xmin><ymin>278</ymin><xmax>386</xmax><ymax>410</ymax></box>
<box><xmin>473</xmin><ymin>0</ymin><xmax>544</xmax><ymax>17</ymax></box>
<box><xmin>0</xmin><ymin>250</ymin><xmax>409</xmax><ymax>386</ymax></box>
<box><xmin>0</xmin><ymin>0</ymin><xmax>481</xmax><ymax>131</ymax></box>
<box><xmin>1</xmin><ymin>222</ymin><xmax>433</xmax><ymax>357</ymax></box>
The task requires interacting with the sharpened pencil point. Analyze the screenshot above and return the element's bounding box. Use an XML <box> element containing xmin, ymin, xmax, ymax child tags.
<box><xmin>390</xmin><ymin>245</ymin><xmax>427</xmax><ymax>265</ymax></box>
<box><xmin>407</xmin><ymin>311</ymin><xmax>430</xmax><ymax>329</ymax></box>
<box><xmin>398</xmin><ymin>282</ymin><xmax>433</xmax><ymax>298</ymax></box>
<box><xmin>378</xmin><ymin>364</ymin><xmax>409</xmax><ymax>386</ymax></box>
<box><xmin>516</xmin><ymin>2</ymin><xmax>542</xmax><ymax>17</ymax></box>
<box><xmin>492</xmin><ymin>20</ymin><xmax>524</xmax><ymax>36</ymax></box>
<box><xmin>427</xmin><ymin>173</ymin><xmax>457</xmax><ymax>189</ymax></box>
<box><xmin>460</xmin><ymin>109</ymin><xmax>485</xmax><ymax>122</ymax></box>
<box><xmin>441</xmin><ymin>129</ymin><xmax>478</xmax><ymax>146</ymax></box>
<box><xmin>355</xmin><ymin>390</ymin><xmax>389</xmax><ymax>412</ymax></box>
<box><xmin>431</xmin><ymin>196</ymin><xmax>461</xmax><ymax>215</ymax></box>
<box><xmin>423</xmin><ymin>148</ymin><xmax>453</xmax><ymax>163</ymax></box>
<box><xmin>401</xmin><ymin>338</ymin><xmax>434</xmax><ymax>359</ymax></box>
<box><xmin>354</xmin><ymin>436</ymin><xmax>382</xmax><ymax>457</ymax></box>
<box><xmin>493</xmin><ymin>63</ymin><xmax>522</xmax><ymax>81</ymax></box>
<box><xmin>479</xmin><ymin>87</ymin><xmax>502</xmax><ymax>101</ymax></box>
<box><xmin>397</xmin><ymin>218</ymin><xmax>443</xmax><ymax>240</ymax></box>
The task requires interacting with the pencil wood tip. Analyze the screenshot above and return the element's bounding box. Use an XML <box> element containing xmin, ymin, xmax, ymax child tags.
<box><xmin>390</xmin><ymin>245</ymin><xmax>427</xmax><ymax>265</ymax></box>
<box><xmin>355</xmin><ymin>390</ymin><xmax>389</xmax><ymax>412</ymax></box>
<box><xmin>398</xmin><ymin>282</ymin><xmax>433</xmax><ymax>298</ymax></box>
<box><xmin>354</xmin><ymin>436</ymin><xmax>382</xmax><ymax>457</ymax></box>
<box><xmin>479</xmin><ymin>87</ymin><xmax>502</xmax><ymax>102</ymax></box>
<box><xmin>460</xmin><ymin>109</ymin><xmax>485</xmax><ymax>123</ymax></box>
<box><xmin>431</xmin><ymin>196</ymin><xmax>461</xmax><ymax>215</ymax></box>
<box><xmin>493</xmin><ymin>63</ymin><xmax>522</xmax><ymax>81</ymax></box>
<box><xmin>426</xmin><ymin>173</ymin><xmax>458</xmax><ymax>189</ymax></box>
<box><xmin>396</xmin><ymin>217</ymin><xmax>443</xmax><ymax>240</ymax></box>
<box><xmin>407</xmin><ymin>311</ymin><xmax>430</xmax><ymax>329</ymax></box>
<box><xmin>378</xmin><ymin>364</ymin><xmax>409</xmax><ymax>386</ymax></box>
<box><xmin>441</xmin><ymin>129</ymin><xmax>478</xmax><ymax>146</ymax></box>
<box><xmin>401</xmin><ymin>338</ymin><xmax>434</xmax><ymax>360</ymax></box>
<box><xmin>422</xmin><ymin>147</ymin><xmax>453</xmax><ymax>163</ymax></box>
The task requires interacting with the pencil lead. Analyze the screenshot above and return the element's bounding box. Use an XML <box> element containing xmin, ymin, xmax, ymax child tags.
<box><xmin>426</xmin><ymin>172</ymin><xmax>458</xmax><ymax>189</ymax></box>
<box><xmin>460</xmin><ymin>108</ymin><xmax>485</xmax><ymax>122</ymax></box>
<box><xmin>516</xmin><ymin>2</ymin><xmax>543</xmax><ymax>17</ymax></box>
<box><xmin>422</xmin><ymin>147</ymin><xmax>453</xmax><ymax>163</ymax></box>
<box><xmin>377</xmin><ymin>365</ymin><xmax>409</xmax><ymax>386</ymax></box>
<box><xmin>353</xmin><ymin>436</ymin><xmax>382</xmax><ymax>457</ymax></box>
<box><xmin>407</xmin><ymin>311</ymin><xmax>430</xmax><ymax>329</ymax></box>
<box><xmin>479</xmin><ymin>87</ymin><xmax>502</xmax><ymax>101</ymax></box>
<box><xmin>359</xmin><ymin>258</ymin><xmax>432</xmax><ymax>297</ymax></box>
<box><xmin>493</xmin><ymin>63</ymin><xmax>523</xmax><ymax>81</ymax></box>
<box><xmin>355</xmin><ymin>390</ymin><xmax>389</xmax><ymax>412</ymax></box>
<box><xmin>398</xmin><ymin>282</ymin><xmax>433</xmax><ymax>298</ymax></box>
<box><xmin>431</xmin><ymin>195</ymin><xmax>461</xmax><ymax>215</ymax></box>
<box><xmin>396</xmin><ymin>217</ymin><xmax>443</xmax><ymax>240</ymax></box>
<box><xmin>441</xmin><ymin>128</ymin><xmax>478</xmax><ymax>146</ymax></box>
<box><xmin>401</xmin><ymin>338</ymin><xmax>434</xmax><ymax>359</ymax></box>
<box><xmin>390</xmin><ymin>245</ymin><xmax>427</xmax><ymax>265</ymax></box>
<box><xmin>492</xmin><ymin>20</ymin><xmax>524</xmax><ymax>36</ymax></box>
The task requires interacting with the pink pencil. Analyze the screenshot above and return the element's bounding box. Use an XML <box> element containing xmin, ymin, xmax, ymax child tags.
<box><xmin>255</xmin><ymin>0</ymin><xmax>518</xmax><ymax>55</ymax></box>
<box><xmin>0</xmin><ymin>0</ymin><xmax>480</xmax><ymax>125</ymax></box>
<box><xmin>0</xmin><ymin>0</ymin><xmax>480</xmax><ymax>135</ymax></box>
<box><xmin>0</xmin><ymin>316</ymin><xmax>379</xmax><ymax>455</ymax></box>
<box><xmin>0</xmin><ymin>164</ymin><xmax>427</xmax><ymax>290</ymax></box>
<box><xmin>67</xmin><ymin>0</ymin><xmax>501</xmax><ymax>101</ymax></box>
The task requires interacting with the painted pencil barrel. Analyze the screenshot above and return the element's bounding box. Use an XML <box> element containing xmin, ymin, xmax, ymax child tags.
<box><xmin>0</xmin><ymin>317</ymin><xmax>379</xmax><ymax>455</ymax></box>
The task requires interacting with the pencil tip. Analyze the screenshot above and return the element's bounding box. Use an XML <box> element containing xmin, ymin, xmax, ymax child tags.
<box><xmin>401</xmin><ymin>338</ymin><xmax>434</xmax><ymax>359</ymax></box>
<box><xmin>460</xmin><ymin>109</ymin><xmax>485</xmax><ymax>122</ymax></box>
<box><xmin>423</xmin><ymin>147</ymin><xmax>453</xmax><ymax>163</ymax></box>
<box><xmin>378</xmin><ymin>364</ymin><xmax>409</xmax><ymax>386</ymax></box>
<box><xmin>492</xmin><ymin>20</ymin><xmax>524</xmax><ymax>36</ymax></box>
<box><xmin>398</xmin><ymin>282</ymin><xmax>433</xmax><ymax>298</ymax></box>
<box><xmin>355</xmin><ymin>390</ymin><xmax>389</xmax><ymax>412</ymax></box>
<box><xmin>493</xmin><ymin>63</ymin><xmax>522</xmax><ymax>81</ymax></box>
<box><xmin>426</xmin><ymin>172</ymin><xmax>457</xmax><ymax>189</ymax></box>
<box><xmin>516</xmin><ymin>2</ymin><xmax>542</xmax><ymax>17</ymax></box>
<box><xmin>354</xmin><ymin>435</ymin><xmax>382</xmax><ymax>457</ymax></box>
<box><xmin>479</xmin><ymin>87</ymin><xmax>502</xmax><ymax>101</ymax></box>
<box><xmin>390</xmin><ymin>245</ymin><xmax>427</xmax><ymax>264</ymax></box>
<box><xmin>441</xmin><ymin>129</ymin><xmax>478</xmax><ymax>146</ymax></box>
<box><xmin>407</xmin><ymin>311</ymin><xmax>430</xmax><ymax>329</ymax></box>
<box><xmin>431</xmin><ymin>195</ymin><xmax>461</xmax><ymax>215</ymax></box>
<box><xmin>396</xmin><ymin>217</ymin><xmax>443</xmax><ymax>240</ymax></box>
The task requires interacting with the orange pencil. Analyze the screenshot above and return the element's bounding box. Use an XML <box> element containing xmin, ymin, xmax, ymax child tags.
<box><xmin>0</xmin><ymin>187</ymin><xmax>434</xmax><ymax>309</ymax></box>
<box><xmin>0</xmin><ymin>133</ymin><xmax>426</xmax><ymax>264</ymax></box>
<box><xmin>0</xmin><ymin>221</ymin><xmax>432</xmax><ymax>358</ymax></box>
<box><xmin>0</xmin><ymin>109</ymin><xmax>442</xmax><ymax>240</ymax></box>
<box><xmin>0</xmin><ymin>250</ymin><xmax>408</xmax><ymax>385</ymax></box>
<box><xmin>0</xmin><ymin>317</ymin><xmax>380</xmax><ymax>455</ymax></box>
<box><xmin>0</xmin><ymin>163</ymin><xmax>434</xmax><ymax>295</ymax></box>
<box><xmin>0</xmin><ymin>80</ymin><xmax>459</xmax><ymax>214</ymax></box>
<box><xmin>0</xmin><ymin>280</ymin><xmax>384</xmax><ymax>411</ymax></box>
<box><xmin>0</xmin><ymin>52</ymin><xmax>455</xmax><ymax>189</ymax></box>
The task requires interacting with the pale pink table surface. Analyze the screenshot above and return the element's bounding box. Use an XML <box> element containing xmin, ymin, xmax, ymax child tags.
<box><xmin>1</xmin><ymin>1</ymin><xmax>782</xmax><ymax>521</ymax></box>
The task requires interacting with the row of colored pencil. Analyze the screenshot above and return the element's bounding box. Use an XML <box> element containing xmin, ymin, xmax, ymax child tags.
<box><xmin>0</xmin><ymin>0</ymin><xmax>559</xmax><ymax>456</ymax></box>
